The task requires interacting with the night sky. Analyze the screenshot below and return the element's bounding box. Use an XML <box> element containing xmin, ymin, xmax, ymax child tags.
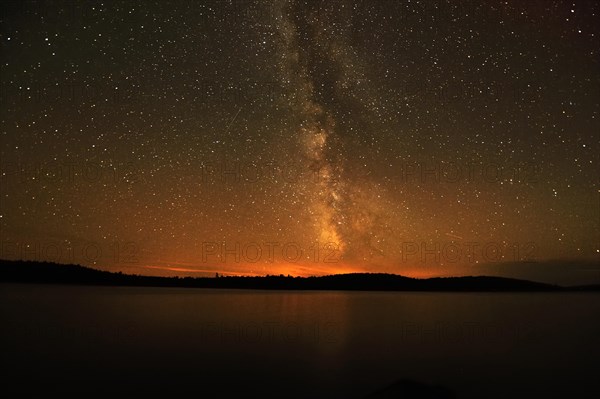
<box><xmin>1</xmin><ymin>0</ymin><xmax>598</xmax><ymax>281</ymax></box>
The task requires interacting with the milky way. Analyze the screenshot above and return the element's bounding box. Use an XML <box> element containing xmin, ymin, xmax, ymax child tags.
<box><xmin>274</xmin><ymin>0</ymin><xmax>390</xmax><ymax>263</ymax></box>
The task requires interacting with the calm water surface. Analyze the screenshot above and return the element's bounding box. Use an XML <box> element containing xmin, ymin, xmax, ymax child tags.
<box><xmin>1</xmin><ymin>284</ymin><xmax>599</xmax><ymax>398</ymax></box>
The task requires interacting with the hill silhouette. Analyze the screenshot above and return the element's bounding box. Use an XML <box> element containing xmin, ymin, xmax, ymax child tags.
<box><xmin>2</xmin><ymin>259</ymin><xmax>598</xmax><ymax>291</ymax></box>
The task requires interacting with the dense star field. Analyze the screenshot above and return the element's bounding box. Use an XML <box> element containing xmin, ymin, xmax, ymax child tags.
<box><xmin>1</xmin><ymin>0</ymin><xmax>598</xmax><ymax>280</ymax></box>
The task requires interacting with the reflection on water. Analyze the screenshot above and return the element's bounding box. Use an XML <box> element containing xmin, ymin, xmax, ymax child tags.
<box><xmin>1</xmin><ymin>284</ymin><xmax>599</xmax><ymax>398</ymax></box>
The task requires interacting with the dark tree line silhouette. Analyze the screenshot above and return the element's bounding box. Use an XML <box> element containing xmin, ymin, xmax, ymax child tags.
<box><xmin>2</xmin><ymin>259</ymin><xmax>598</xmax><ymax>291</ymax></box>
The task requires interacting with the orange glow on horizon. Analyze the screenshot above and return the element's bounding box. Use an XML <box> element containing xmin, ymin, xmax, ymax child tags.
<box><xmin>125</xmin><ymin>260</ymin><xmax>457</xmax><ymax>279</ymax></box>
<box><xmin>125</xmin><ymin>259</ymin><xmax>372</xmax><ymax>278</ymax></box>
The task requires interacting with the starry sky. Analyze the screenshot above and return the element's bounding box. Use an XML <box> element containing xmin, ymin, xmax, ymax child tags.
<box><xmin>1</xmin><ymin>0</ymin><xmax>599</xmax><ymax>282</ymax></box>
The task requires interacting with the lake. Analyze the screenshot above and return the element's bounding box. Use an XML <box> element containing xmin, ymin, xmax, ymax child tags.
<box><xmin>1</xmin><ymin>284</ymin><xmax>599</xmax><ymax>398</ymax></box>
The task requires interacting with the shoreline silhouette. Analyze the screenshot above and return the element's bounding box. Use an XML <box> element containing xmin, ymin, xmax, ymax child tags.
<box><xmin>1</xmin><ymin>260</ymin><xmax>598</xmax><ymax>292</ymax></box>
